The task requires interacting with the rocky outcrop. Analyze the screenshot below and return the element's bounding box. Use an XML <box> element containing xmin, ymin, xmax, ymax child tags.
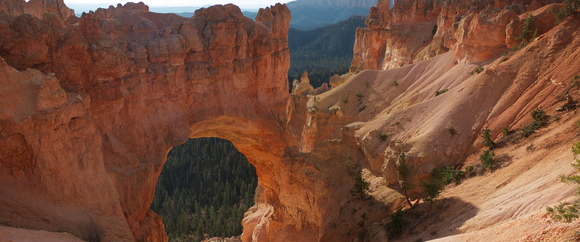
<box><xmin>0</xmin><ymin>1</ymin><xmax>293</xmax><ymax>241</ymax></box>
<box><xmin>287</xmin><ymin>0</ymin><xmax>377</xmax><ymax>8</ymax></box>
<box><xmin>2</xmin><ymin>0</ymin><xmax>580</xmax><ymax>241</ymax></box>
<box><xmin>0</xmin><ymin>0</ymin><xmax>74</xmax><ymax>21</ymax></box>
<box><xmin>351</xmin><ymin>0</ymin><xmax>563</xmax><ymax>71</ymax></box>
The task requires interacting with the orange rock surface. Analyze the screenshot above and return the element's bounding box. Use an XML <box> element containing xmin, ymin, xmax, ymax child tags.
<box><xmin>1</xmin><ymin>0</ymin><xmax>580</xmax><ymax>241</ymax></box>
<box><xmin>351</xmin><ymin>0</ymin><xmax>563</xmax><ymax>71</ymax></box>
<box><xmin>0</xmin><ymin>1</ymin><xmax>293</xmax><ymax>241</ymax></box>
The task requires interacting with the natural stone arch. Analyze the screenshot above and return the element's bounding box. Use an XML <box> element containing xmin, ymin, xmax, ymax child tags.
<box><xmin>0</xmin><ymin>2</ymin><xmax>318</xmax><ymax>241</ymax></box>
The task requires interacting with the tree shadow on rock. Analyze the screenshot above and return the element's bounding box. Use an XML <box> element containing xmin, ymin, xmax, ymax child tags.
<box><xmin>393</xmin><ymin>197</ymin><xmax>479</xmax><ymax>242</ymax></box>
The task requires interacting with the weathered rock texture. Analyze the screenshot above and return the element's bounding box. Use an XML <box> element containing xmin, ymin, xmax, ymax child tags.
<box><xmin>0</xmin><ymin>1</ymin><xmax>293</xmax><ymax>241</ymax></box>
<box><xmin>351</xmin><ymin>0</ymin><xmax>563</xmax><ymax>71</ymax></box>
<box><xmin>2</xmin><ymin>0</ymin><xmax>580</xmax><ymax>241</ymax></box>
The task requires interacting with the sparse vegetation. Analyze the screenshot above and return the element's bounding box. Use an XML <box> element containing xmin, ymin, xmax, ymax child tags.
<box><xmin>435</xmin><ymin>89</ymin><xmax>449</xmax><ymax>96</ymax></box>
<box><xmin>505</xmin><ymin>42</ymin><xmax>524</xmax><ymax>55</ymax></box>
<box><xmin>481</xmin><ymin>129</ymin><xmax>495</xmax><ymax>149</ymax></box>
<box><xmin>516</xmin><ymin>15</ymin><xmax>538</xmax><ymax>42</ymax></box>
<box><xmin>366</xmin><ymin>81</ymin><xmax>370</xmax><ymax>87</ymax></box>
<box><xmin>420</xmin><ymin>178</ymin><xmax>443</xmax><ymax>209</ymax></box>
<box><xmin>554</xmin><ymin>115</ymin><xmax>561</xmax><ymax>121</ymax></box>
<box><xmin>469</xmin><ymin>65</ymin><xmax>484</xmax><ymax>75</ymax></box>
<box><xmin>420</xmin><ymin>166</ymin><xmax>465</xmax><ymax>209</ymax></box>
<box><xmin>577</xmin><ymin>120</ymin><xmax>580</xmax><ymax>130</ymax></box>
<box><xmin>389</xmin><ymin>209</ymin><xmax>405</xmax><ymax>236</ymax></box>
<box><xmin>359</xmin><ymin>105</ymin><xmax>367</xmax><ymax>111</ymax></box>
<box><xmin>358</xmin><ymin>212</ymin><xmax>368</xmax><ymax>227</ymax></box>
<box><xmin>448</xmin><ymin>127</ymin><xmax>456</xmax><ymax>135</ymax></box>
<box><xmin>552</xmin><ymin>0</ymin><xmax>580</xmax><ymax>25</ymax></box>
<box><xmin>393</xmin><ymin>80</ymin><xmax>399</xmax><ymax>86</ymax></box>
<box><xmin>438</xmin><ymin>166</ymin><xmax>466</xmax><ymax>185</ymax></box>
<box><xmin>465</xmin><ymin>165</ymin><xmax>475</xmax><ymax>177</ymax></box>
<box><xmin>522</xmin><ymin>108</ymin><xmax>548</xmax><ymax>137</ymax></box>
<box><xmin>480</xmin><ymin>150</ymin><xmax>495</xmax><ymax>170</ymax></box>
<box><xmin>546</xmin><ymin>203</ymin><xmax>580</xmax><ymax>222</ymax></box>
<box><xmin>397</xmin><ymin>152</ymin><xmax>415</xmax><ymax>207</ymax></box>
<box><xmin>345</xmin><ymin>156</ymin><xmax>370</xmax><ymax>200</ymax></box>
<box><xmin>356</xmin><ymin>93</ymin><xmax>363</xmax><ymax>101</ymax></box>
<box><xmin>395</xmin><ymin>121</ymin><xmax>400</xmax><ymax>125</ymax></box>
<box><xmin>546</xmin><ymin>141</ymin><xmax>580</xmax><ymax>223</ymax></box>
<box><xmin>379</xmin><ymin>133</ymin><xmax>388</xmax><ymax>141</ymax></box>
<box><xmin>431</xmin><ymin>24</ymin><xmax>438</xmax><ymax>37</ymax></box>
<box><xmin>344</xmin><ymin>94</ymin><xmax>349</xmax><ymax>103</ymax></box>
<box><xmin>502</xmin><ymin>125</ymin><xmax>511</xmax><ymax>136</ymax></box>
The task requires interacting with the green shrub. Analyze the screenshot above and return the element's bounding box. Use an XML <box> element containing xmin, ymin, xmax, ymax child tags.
<box><xmin>502</xmin><ymin>125</ymin><xmax>511</xmax><ymax>136</ymax></box>
<box><xmin>439</xmin><ymin>166</ymin><xmax>465</xmax><ymax>185</ymax></box>
<box><xmin>435</xmin><ymin>89</ymin><xmax>449</xmax><ymax>97</ymax></box>
<box><xmin>469</xmin><ymin>65</ymin><xmax>484</xmax><ymax>75</ymax></box>
<box><xmin>358</xmin><ymin>212</ymin><xmax>368</xmax><ymax>227</ymax></box>
<box><xmin>345</xmin><ymin>157</ymin><xmax>370</xmax><ymax>200</ymax></box>
<box><xmin>532</xmin><ymin>108</ymin><xmax>547</xmax><ymax>122</ymax></box>
<box><xmin>343</xmin><ymin>94</ymin><xmax>349</xmax><ymax>103</ymax></box>
<box><xmin>547</xmin><ymin>203</ymin><xmax>580</xmax><ymax>222</ymax></box>
<box><xmin>481</xmin><ymin>129</ymin><xmax>495</xmax><ymax>149</ymax></box>
<box><xmin>465</xmin><ymin>165</ymin><xmax>474</xmax><ymax>176</ymax></box>
<box><xmin>397</xmin><ymin>152</ymin><xmax>415</xmax><ymax>207</ymax></box>
<box><xmin>356</xmin><ymin>93</ymin><xmax>363</xmax><ymax>101</ymax></box>
<box><xmin>389</xmin><ymin>209</ymin><xmax>405</xmax><ymax>236</ymax></box>
<box><xmin>522</xmin><ymin>108</ymin><xmax>548</xmax><ymax>137</ymax></box>
<box><xmin>420</xmin><ymin>179</ymin><xmax>443</xmax><ymax>209</ymax></box>
<box><xmin>393</xmin><ymin>80</ymin><xmax>399</xmax><ymax>86</ymax></box>
<box><xmin>547</xmin><ymin>141</ymin><xmax>580</xmax><ymax>223</ymax></box>
<box><xmin>480</xmin><ymin>150</ymin><xmax>495</xmax><ymax>170</ymax></box>
<box><xmin>379</xmin><ymin>133</ymin><xmax>388</xmax><ymax>141</ymax></box>
<box><xmin>359</xmin><ymin>105</ymin><xmax>367</xmax><ymax>111</ymax></box>
<box><xmin>448</xmin><ymin>127</ymin><xmax>456</xmax><ymax>135</ymax></box>
<box><xmin>552</xmin><ymin>0</ymin><xmax>580</xmax><ymax>25</ymax></box>
<box><xmin>516</xmin><ymin>15</ymin><xmax>538</xmax><ymax>42</ymax></box>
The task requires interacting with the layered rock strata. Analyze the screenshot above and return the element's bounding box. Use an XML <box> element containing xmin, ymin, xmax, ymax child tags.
<box><xmin>0</xmin><ymin>1</ymin><xmax>294</xmax><ymax>241</ymax></box>
<box><xmin>351</xmin><ymin>0</ymin><xmax>562</xmax><ymax>71</ymax></box>
<box><xmin>1</xmin><ymin>0</ymin><xmax>580</xmax><ymax>241</ymax></box>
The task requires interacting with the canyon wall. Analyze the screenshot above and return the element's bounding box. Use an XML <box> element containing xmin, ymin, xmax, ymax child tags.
<box><xmin>0</xmin><ymin>1</ymin><xmax>298</xmax><ymax>241</ymax></box>
<box><xmin>1</xmin><ymin>0</ymin><xmax>580</xmax><ymax>241</ymax></box>
<box><xmin>351</xmin><ymin>0</ymin><xmax>562</xmax><ymax>71</ymax></box>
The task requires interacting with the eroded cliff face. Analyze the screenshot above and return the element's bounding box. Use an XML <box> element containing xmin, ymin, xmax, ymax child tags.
<box><xmin>0</xmin><ymin>1</ymin><xmax>295</xmax><ymax>241</ymax></box>
<box><xmin>351</xmin><ymin>0</ymin><xmax>563</xmax><ymax>71</ymax></box>
<box><xmin>294</xmin><ymin>6</ymin><xmax>580</xmax><ymax>240</ymax></box>
<box><xmin>2</xmin><ymin>0</ymin><xmax>580</xmax><ymax>241</ymax></box>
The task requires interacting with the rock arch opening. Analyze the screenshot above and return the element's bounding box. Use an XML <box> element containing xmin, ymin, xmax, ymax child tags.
<box><xmin>151</xmin><ymin>137</ymin><xmax>258</xmax><ymax>241</ymax></box>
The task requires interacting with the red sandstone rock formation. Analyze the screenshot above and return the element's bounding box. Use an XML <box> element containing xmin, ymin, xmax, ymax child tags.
<box><xmin>0</xmin><ymin>1</ymin><xmax>293</xmax><ymax>241</ymax></box>
<box><xmin>2</xmin><ymin>0</ymin><xmax>580</xmax><ymax>241</ymax></box>
<box><xmin>351</xmin><ymin>0</ymin><xmax>563</xmax><ymax>71</ymax></box>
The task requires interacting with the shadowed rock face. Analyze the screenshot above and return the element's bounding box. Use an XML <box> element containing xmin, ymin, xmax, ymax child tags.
<box><xmin>0</xmin><ymin>1</ymin><xmax>297</xmax><ymax>241</ymax></box>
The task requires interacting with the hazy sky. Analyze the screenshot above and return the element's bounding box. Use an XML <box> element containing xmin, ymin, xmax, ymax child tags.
<box><xmin>65</xmin><ymin>0</ymin><xmax>294</xmax><ymax>8</ymax></box>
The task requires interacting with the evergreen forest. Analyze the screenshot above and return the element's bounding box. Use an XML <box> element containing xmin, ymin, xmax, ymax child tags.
<box><xmin>151</xmin><ymin>138</ymin><xmax>257</xmax><ymax>241</ymax></box>
<box><xmin>288</xmin><ymin>15</ymin><xmax>366</xmax><ymax>89</ymax></box>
